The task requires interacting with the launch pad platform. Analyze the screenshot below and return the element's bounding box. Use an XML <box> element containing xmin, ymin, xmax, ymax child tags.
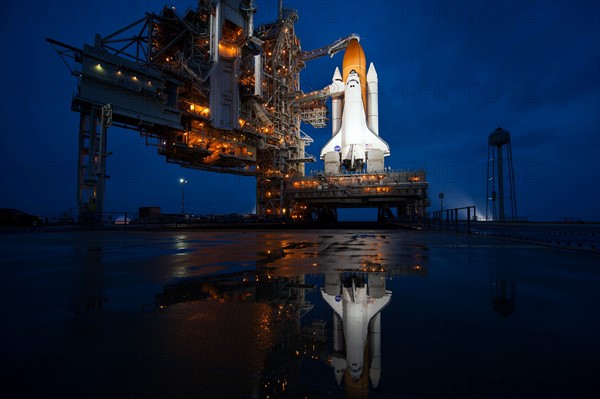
<box><xmin>284</xmin><ymin>170</ymin><xmax>428</xmax><ymax>222</ymax></box>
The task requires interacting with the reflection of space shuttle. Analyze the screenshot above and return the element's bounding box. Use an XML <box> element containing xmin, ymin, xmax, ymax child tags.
<box><xmin>320</xmin><ymin>38</ymin><xmax>390</xmax><ymax>174</ymax></box>
<box><xmin>322</xmin><ymin>274</ymin><xmax>391</xmax><ymax>387</ymax></box>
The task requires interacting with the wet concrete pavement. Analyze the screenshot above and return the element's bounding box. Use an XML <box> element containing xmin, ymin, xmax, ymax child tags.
<box><xmin>1</xmin><ymin>229</ymin><xmax>599</xmax><ymax>398</ymax></box>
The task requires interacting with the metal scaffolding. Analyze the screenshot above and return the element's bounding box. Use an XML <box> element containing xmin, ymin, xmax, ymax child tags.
<box><xmin>48</xmin><ymin>1</ymin><xmax>358</xmax><ymax>222</ymax></box>
<box><xmin>48</xmin><ymin>1</ymin><xmax>427</xmax><ymax>223</ymax></box>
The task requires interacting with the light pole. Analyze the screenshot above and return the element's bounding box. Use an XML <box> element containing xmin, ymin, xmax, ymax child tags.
<box><xmin>179</xmin><ymin>178</ymin><xmax>187</xmax><ymax>214</ymax></box>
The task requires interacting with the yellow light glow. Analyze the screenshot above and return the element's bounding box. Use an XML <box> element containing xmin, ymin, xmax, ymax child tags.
<box><xmin>189</xmin><ymin>103</ymin><xmax>210</xmax><ymax>116</ymax></box>
<box><xmin>218</xmin><ymin>42</ymin><xmax>239</xmax><ymax>58</ymax></box>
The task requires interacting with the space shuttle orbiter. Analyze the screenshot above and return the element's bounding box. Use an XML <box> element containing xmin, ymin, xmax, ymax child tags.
<box><xmin>320</xmin><ymin>38</ymin><xmax>390</xmax><ymax>174</ymax></box>
<box><xmin>321</xmin><ymin>275</ymin><xmax>391</xmax><ymax>385</ymax></box>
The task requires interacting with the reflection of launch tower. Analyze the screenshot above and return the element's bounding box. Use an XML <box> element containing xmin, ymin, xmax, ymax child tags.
<box><xmin>486</xmin><ymin>127</ymin><xmax>518</xmax><ymax>221</ymax></box>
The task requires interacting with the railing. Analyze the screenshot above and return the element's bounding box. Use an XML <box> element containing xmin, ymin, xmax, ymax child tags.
<box><xmin>423</xmin><ymin>206</ymin><xmax>477</xmax><ymax>235</ymax></box>
<box><xmin>469</xmin><ymin>221</ymin><xmax>600</xmax><ymax>252</ymax></box>
<box><xmin>422</xmin><ymin>208</ymin><xmax>600</xmax><ymax>252</ymax></box>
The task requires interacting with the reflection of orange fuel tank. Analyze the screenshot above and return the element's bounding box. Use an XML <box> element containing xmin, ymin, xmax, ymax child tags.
<box><xmin>342</xmin><ymin>38</ymin><xmax>368</xmax><ymax>111</ymax></box>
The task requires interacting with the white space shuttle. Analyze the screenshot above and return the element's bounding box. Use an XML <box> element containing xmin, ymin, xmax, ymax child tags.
<box><xmin>321</xmin><ymin>275</ymin><xmax>391</xmax><ymax>387</ymax></box>
<box><xmin>320</xmin><ymin>39</ymin><xmax>390</xmax><ymax>174</ymax></box>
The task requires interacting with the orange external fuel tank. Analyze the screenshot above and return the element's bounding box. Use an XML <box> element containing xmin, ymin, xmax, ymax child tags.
<box><xmin>342</xmin><ymin>38</ymin><xmax>368</xmax><ymax>111</ymax></box>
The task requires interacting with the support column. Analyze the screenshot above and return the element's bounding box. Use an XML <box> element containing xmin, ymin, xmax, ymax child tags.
<box><xmin>96</xmin><ymin>122</ymin><xmax>108</xmax><ymax>224</ymax></box>
<box><xmin>77</xmin><ymin>107</ymin><xmax>108</xmax><ymax>224</ymax></box>
<box><xmin>497</xmin><ymin>144</ymin><xmax>505</xmax><ymax>221</ymax></box>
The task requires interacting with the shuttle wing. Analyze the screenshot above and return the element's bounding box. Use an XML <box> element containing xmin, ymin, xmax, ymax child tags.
<box><xmin>366</xmin><ymin>128</ymin><xmax>390</xmax><ymax>155</ymax></box>
<box><xmin>367</xmin><ymin>291</ymin><xmax>392</xmax><ymax>321</ymax></box>
<box><xmin>321</xmin><ymin>289</ymin><xmax>343</xmax><ymax>317</ymax></box>
<box><xmin>320</xmin><ymin>134</ymin><xmax>342</xmax><ymax>159</ymax></box>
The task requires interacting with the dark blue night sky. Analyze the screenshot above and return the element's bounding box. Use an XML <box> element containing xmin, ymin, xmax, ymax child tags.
<box><xmin>1</xmin><ymin>1</ymin><xmax>598</xmax><ymax>221</ymax></box>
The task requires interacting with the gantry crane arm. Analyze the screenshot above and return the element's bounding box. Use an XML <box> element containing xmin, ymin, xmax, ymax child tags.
<box><xmin>299</xmin><ymin>34</ymin><xmax>360</xmax><ymax>62</ymax></box>
<box><xmin>290</xmin><ymin>34</ymin><xmax>359</xmax><ymax>106</ymax></box>
<box><xmin>46</xmin><ymin>38</ymin><xmax>83</xmax><ymax>77</ymax></box>
<box><xmin>290</xmin><ymin>72</ymin><xmax>344</xmax><ymax>106</ymax></box>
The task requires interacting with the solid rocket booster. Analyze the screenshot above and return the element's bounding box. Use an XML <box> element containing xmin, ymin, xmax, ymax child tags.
<box><xmin>331</xmin><ymin>312</ymin><xmax>346</xmax><ymax>386</ymax></box>
<box><xmin>369</xmin><ymin>311</ymin><xmax>382</xmax><ymax>388</ymax></box>
<box><xmin>330</xmin><ymin>67</ymin><xmax>343</xmax><ymax>137</ymax></box>
<box><xmin>367</xmin><ymin>63</ymin><xmax>379</xmax><ymax>135</ymax></box>
<box><xmin>320</xmin><ymin>38</ymin><xmax>389</xmax><ymax>173</ymax></box>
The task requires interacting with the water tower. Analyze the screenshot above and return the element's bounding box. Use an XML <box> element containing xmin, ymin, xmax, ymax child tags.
<box><xmin>486</xmin><ymin>127</ymin><xmax>518</xmax><ymax>221</ymax></box>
